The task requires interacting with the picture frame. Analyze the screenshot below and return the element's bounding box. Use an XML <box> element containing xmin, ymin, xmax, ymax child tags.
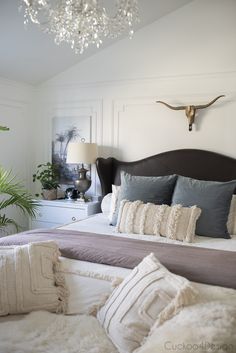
<box><xmin>52</xmin><ymin>116</ymin><xmax>91</xmax><ymax>185</ymax></box>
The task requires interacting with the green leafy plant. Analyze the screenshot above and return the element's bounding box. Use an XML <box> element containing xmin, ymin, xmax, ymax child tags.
<box><xmin>0</xmin><ymin>126</ymin><xmax>9</xmax><ymax>131</ymax></box>
<box><xmin>33</xmin><ymin>162</ymin><xmax>60</xmax><ymax>196</ymax></box>
<box><xmin>0</xmin><ymin>168</ymin><xmax>38</xmax><ymax>232</ymax></box>
<box><xmin>0</xmin><ymin>125</ymin><xmax>38</xmax><ymax>233</ymax></box>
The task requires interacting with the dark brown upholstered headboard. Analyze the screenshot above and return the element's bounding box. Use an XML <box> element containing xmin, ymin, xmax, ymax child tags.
<box><xmin>96</xmin><ymin>149</ymin><xmax>236</xmax><ymax>196</ymax></box>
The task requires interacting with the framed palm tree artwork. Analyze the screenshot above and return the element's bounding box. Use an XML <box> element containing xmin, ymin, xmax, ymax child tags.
<box><xmin>52</xmin><ymin>116</ymin><xmax>91</xmax><ymax>185</ymax></box>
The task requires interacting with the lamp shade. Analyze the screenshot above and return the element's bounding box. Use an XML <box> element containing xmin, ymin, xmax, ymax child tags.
<box><xmin>66</xmin><ymin>142</ymin><xmax>98</xmax><ymax>164</ymax></box>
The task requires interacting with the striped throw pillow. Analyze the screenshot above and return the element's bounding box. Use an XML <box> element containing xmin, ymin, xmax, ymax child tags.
<box><xmin>97</xmin><ymin>253</ymin><xmax>197</xmax><ymax>353</ymax></box>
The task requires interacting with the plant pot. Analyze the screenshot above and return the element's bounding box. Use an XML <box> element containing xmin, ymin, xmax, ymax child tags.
<box><xmin>42</xmin><ymin>188</ymin><xmax>57</xmax><ymax>200</ymax></box>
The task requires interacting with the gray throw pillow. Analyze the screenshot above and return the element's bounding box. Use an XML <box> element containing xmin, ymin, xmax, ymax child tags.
<box><xmin>111</xmin><ymin>172</ymin><xmax>177</xmax><ymax>226</ymax></box>
<box><xmin>172</xmin><ymin>175</ymin><xmax>236</xmax><ymax>238</ymax></box>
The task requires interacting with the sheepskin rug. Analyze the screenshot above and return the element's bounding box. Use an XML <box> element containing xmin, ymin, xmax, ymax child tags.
<box><xmin>0</xmin><ymin>311</ymin><xmax>118</xmax><ymax>353</ymax></box>
<box><xmin>135</xmin><ymin>301</ymin><xmax>236</xmax><ymax>353</ymax></box>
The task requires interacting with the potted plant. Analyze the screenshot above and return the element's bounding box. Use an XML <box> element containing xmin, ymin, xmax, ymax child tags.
<box><xmin>0</xmin><ymin>125</ymin><xmax>38</xmax><ymax>234</ymax></box>
<box><xmin>33</xmin><ymin>162</ymin><xmax>60</xmax><ymax>200</ymax></box>
<box><xmin>0</xmin><ymin>126</ymin><xmax>9</xmax><ymax>131</ymax></box>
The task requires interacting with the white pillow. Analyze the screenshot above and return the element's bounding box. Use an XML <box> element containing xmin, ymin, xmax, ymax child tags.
<box><xmin>228</xmin><ymin>195</ymin><xmax>236</xmax><ymax>235</ymax></box>
<box><xmin>59</xmin><ymin>257</ymin><xmax>129</xmax><ymax>315</ymax></box>
<box><xmin>117</xmin><ymin>200</ymin><xmax>201</xmax><ymax>242</ymax></box>
<box><xmin>101</xmin><ymin>193</ymin><xmax>112</xmax><ymax>217</ymax></box>
<box><xmin>109</xmin><ymin>185</ymin><xmax>120</xmax><ymax>222</ymax></box>
<box><xmin>97</xmin><ymin>253</ymin><xmax>197</xmax><ymax>353</ymax></box>
<box><xmin>101</xmin><ymin>185</ymin><xmax>121</xmax><ymax>222</ymax></box>
<box><xmin>134</xmin><ymin>301</ymin><xmax>236</xmax><ymax>353</ymax></box>
<box><xmin>0</xmin><ymin>241</ymin><xmax>68</xmax><ymax>316</ymax></box>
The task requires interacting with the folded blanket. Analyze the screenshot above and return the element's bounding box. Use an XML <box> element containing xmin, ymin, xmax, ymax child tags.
<box><xmin>0</xmin><ymin>229</ymin><xmax>236</xmax><ymax>289</ymax></box>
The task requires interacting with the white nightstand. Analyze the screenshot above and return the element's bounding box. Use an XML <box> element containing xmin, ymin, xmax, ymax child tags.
<box><xmin>30</xmin><ymin>199</ymin><xmax>101</xmax><ymax>229</ymax></box>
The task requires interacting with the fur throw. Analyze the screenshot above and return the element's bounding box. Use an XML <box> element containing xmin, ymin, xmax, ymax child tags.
<box><xmin>0</xmin><ymin>311</ymin><xmax>118</xmax><ymax>353</ymax></box>
<box><xmin>135</xmin><ymin>301</ymin><xmax>236</xmax><ymax>353</ymax></box>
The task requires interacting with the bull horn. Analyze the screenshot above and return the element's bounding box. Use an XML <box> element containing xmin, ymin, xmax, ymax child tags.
<box><xmin>195</xmin><ymin>95</ymin><xmax>225</xmax><ymax>109</ymax></box>
<box><xmin>156</xmin><ymin>100</ymin><xmax>186</xmax><ymax>111</ymax></box>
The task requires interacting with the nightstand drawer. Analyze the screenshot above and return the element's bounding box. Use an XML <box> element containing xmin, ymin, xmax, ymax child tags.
<box><xmin>30</xmin><ymin>200</ymin><xmax>101</xmax><ymax>230</ymax></box>
<box><xmin>31</xmin><ymin>220</ymin><xmax>61</xmax><ymax>229</ymax></box>
<box><xmin>35</xmin><ymin>206</ymin><xmax>87</xmax><ymax>224</ymax></box>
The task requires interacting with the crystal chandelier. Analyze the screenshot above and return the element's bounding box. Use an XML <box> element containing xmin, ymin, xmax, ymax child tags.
<box><xmin>20</xmin><ymin>0</ymin><xmax>139</xmax><ymax>54</ymax></box>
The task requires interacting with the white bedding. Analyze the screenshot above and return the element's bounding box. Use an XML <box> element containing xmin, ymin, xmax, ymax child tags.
<box><xmin>1</xmin><ymin>213</ymin><xmax>236</xmax><ymax>352</ymax></box>
<box><xmin>1</xmin><ymin>256</ymin><xmax>235</xmax><ymax>323</ymax></box>
<box><xmin>60</xmin><ymin>257</ymin><xmax>236</xmax><ymax>307</ymax></box>
<box><xmin>0</xmin><ymin>256</ymin><xmax>235</xmax><ymax>353</ymax></box>
<box><xmin>60</xmin><ymin>257</ymin><xmax>130</xmax><ymax>315</ymax></box>
<box><xmin>59</xmin><ymin>212</ymin><xmax>236</xmax><ymax>251</ymax></box>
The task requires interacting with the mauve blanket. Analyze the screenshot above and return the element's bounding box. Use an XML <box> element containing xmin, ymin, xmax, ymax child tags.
<box><xmin>0</xmin><ymin>228</ymin><xmax>235</xmax><ymax>289</ymax></box>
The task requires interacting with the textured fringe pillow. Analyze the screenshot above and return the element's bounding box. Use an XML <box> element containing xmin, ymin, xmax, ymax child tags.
<box><xmin>0</xmin><ymin>241</ymin><xmax>68</xmax><ymax>316</ymax></box>
<box><xmin>97</xmin><ymin>253</ymin><xmax>197</xmax><ymax>353</ymax></box>
<box><xmin>116</xmin><ymin>200</ymin><xmax>201</xmax><ymax>243</ymax></box>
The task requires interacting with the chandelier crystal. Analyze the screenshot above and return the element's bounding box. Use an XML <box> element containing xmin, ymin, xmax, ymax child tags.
<box><xmin>20</xmin><ymin>0</ymin><xmax>139</xmax><ymax>54</ymax></box>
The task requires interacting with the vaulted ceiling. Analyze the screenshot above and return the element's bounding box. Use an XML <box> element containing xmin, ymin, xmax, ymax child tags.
<box><xmin>0</xmin><ymin>0</ymin><xmax>191</xmax><ymax>85</ymax></box>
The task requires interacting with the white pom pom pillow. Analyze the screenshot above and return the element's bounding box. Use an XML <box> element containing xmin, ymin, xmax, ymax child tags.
<box><xmin>116</xmin><ymin>200</ymin><xmax>201</xmax><ymax>242</ymax></box>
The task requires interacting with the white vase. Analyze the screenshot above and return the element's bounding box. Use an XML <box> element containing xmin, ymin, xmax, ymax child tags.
<box><xmin>42</xmin><ymin>188</ymin><xmax>57</xmax><ymax>200</ymax></box>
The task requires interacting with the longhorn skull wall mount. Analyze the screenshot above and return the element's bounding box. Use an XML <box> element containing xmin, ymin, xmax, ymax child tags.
<box><xmin>156</xmin><ymin>95</ymin><xmax>225</xmax><ymax>131</ymax></box>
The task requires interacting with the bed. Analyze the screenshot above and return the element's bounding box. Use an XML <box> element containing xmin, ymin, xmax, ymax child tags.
<box><xmin>96</xmin><ymin>148</ymin><xmax>236</xmax><ymax>195</ymax></box>
<box><xmin>0</xmin><ymin>148</ymin><xmax>236</xmax><ymax>353</ymax></box>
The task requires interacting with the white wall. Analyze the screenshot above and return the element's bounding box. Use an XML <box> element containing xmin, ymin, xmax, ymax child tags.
<box><xmin>33</xmin><ymin>0</ymin><xmax>236</xmax><ymax>196</ymax></box>
<box><xmin>0</xmin><ymin>77</ymin><xmax>34</xmax><ymax>232</ymax></box>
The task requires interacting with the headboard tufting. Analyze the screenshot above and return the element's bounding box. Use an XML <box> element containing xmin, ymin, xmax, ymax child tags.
<box><xmin>96</xmin><ymin>149</ymin><xmax>236</xmax><ymax>196</ymax></box>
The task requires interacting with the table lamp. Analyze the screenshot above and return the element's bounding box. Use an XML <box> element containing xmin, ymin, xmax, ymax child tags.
<box><xmin>66</xmin><ymin>141</ymin><xmax>98</xmax><ymax>201</ymax></box>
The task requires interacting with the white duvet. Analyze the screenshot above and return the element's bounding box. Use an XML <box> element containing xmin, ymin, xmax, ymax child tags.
<box><xmin>60</xmin><ymin>213</ymin><xmax>236</xmax><ymax>251</ymax></box>
<box><xmin>1</xmin><ymin>213</ymin><xmax>236</xmax><ymax>353</ymax></box>
<box><xmin>0</xmin><ymin>257</ymin><xmax>236</xmax><ymax>353</ymax></box>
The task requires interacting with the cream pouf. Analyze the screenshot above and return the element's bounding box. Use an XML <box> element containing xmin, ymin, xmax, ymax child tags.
<box><xmin>134</xmin><ymin>301</ymin><xmax>236</xmax><ymax>353</ymax></box>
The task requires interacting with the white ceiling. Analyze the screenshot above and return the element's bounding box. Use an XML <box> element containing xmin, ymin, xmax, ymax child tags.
<box><xmin>0</xmin><ymin>0</ymin><xmax>191</xmax><ymax>85</ymax></box>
